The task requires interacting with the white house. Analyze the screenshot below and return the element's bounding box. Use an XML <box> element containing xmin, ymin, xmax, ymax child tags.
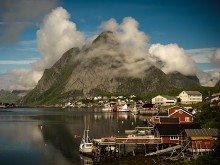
<box><xmin>210</xmin><ymin>92</ymin><xmax>220</xmax><ymax>107</ymax></box>
<box><xmin>178</xmin><ymin>91</ymin><xmax>202</xmax><ymax>104</ymax></box>
<box><xmin>152</xmin><ymin>95</ymin><xmax>177</xmax><ymax>106</ymax></box>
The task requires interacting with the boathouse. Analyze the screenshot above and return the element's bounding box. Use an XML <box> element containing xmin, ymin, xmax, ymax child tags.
<box><xmin>181</xmin><ymin>128</ymin><xmax>219</xmax><ymax>153</ymax></box>
<box><xmin>154</xmin><ymin>124</ymin><xmax>201</xmax><ymax>144</ymax></box>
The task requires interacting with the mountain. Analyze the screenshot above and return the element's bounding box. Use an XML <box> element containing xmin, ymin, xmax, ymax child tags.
<box><xmin>22</xmin><ymin>31</ymin><xmax>201</xmax><ymax>105</ymax></box>
<box><xmin>168</xmin><ymin>72</ymin><xmax>200</xmax><ymax>88</ymax></box>
<box><xmin>215</xmin><ymin>80</ymin><xmax>220</xmax><ymax>89</ymax></box>
<box><xmin>0</xmin><ymin>89</ymin><xmax>20</xmax><ymax>104</ymax></box>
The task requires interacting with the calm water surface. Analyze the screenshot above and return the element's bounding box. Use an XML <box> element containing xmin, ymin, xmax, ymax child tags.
<box><xmin>0</xmin><ymin>108</ymin><xmax>146</xmax><ymax>165</ymax></box>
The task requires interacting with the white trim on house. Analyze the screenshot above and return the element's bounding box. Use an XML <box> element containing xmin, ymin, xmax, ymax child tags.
<box><xmin>152</xmin><ymin>95</ymin><xmax>177</xmax><ymax>106</ymax></box>
<box><xmin>168</xmin><ymin>108</ymin><xmax>193</xmax><ymax>117</ymax></box>
<box><xmin>178</xmin><ymin>91</ymin><xmax>202</xmax><ymax>104</ymax></box>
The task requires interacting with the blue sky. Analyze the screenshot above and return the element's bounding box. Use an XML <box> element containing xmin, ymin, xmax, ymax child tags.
<box><xmin>62</xmin><ymin>0</ymin><xmax>220</xmax><ymax>48</ymax></box>
<box><xmin>0</xmin><ymin>0</ymin><xmax>220</xmax><ymax>89</ymax></box>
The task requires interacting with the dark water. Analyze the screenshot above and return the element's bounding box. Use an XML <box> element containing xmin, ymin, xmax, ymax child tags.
<box><xmin>0</xmin><ymin>108</ymin><xmax>146</xmax><ymax>165</ymax></box>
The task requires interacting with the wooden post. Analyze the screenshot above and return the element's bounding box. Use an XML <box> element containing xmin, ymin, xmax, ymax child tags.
<box><xmin>119</xmin><ymin>144</ymin><xmax>121</xmax><ymax>158</ymax></box>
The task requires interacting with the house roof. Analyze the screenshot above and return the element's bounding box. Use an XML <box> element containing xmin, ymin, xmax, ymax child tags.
<box><xmin>185</xmin><ymin>128</ymin><xmax>219</xmax><ymax>137</ymax></box>
<box><xmin>160</xmin><ymin>117</ymin><xmax>179</xmax><ymax>124</ymax></box>
<box><xmin>155</xmin><ymin>112</ymin><xmax>168</xmax><ymax>117</ymax></box>
<box><xmin>160</xmin><ymin>95</ymin><xmax>177</xmax><ymax>100</ymax></box>
<box><xmin>155</xmin><ymin>124</ymin><xmax>201</xmax><ymax>136</ymax></box>
<box><xmin>142</xmin><ymin>103</ymin><xmax>155</xmax><ymax>108</ymax></box>
<box><xmin>183</xmin><ymin>91</ymin><xmax>202</xmax><ymax>95</ymax></box>
<box><xmin>169</xmin><ymin>108</ymin><xmax>193</xmax><ymax>117</ymax></box>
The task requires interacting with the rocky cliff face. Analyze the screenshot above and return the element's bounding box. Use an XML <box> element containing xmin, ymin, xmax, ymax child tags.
<box><xmin>23</xmin><ymin>31</ymin><xmax>201</xmax><ymax>105</ymax></box>
<box><xmin>168</xmin><ymin>72</ymin><xmax>200</xmax><ymax>88</ymax></box>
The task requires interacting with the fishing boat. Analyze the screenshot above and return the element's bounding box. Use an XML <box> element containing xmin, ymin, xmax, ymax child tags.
<box><xmin>79</xmin><ymin>118</ymin><xmax>94</xmax><ymax>156</ymax></box>
<box><xmin>79</xmin><ymin>129</ymin><xmax>93</xmax><ymax>155</ymax></box>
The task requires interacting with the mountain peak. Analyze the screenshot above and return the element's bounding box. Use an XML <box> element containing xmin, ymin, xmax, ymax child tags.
<box><xmin>92</xmin><ymin>31</ymin><xmax>119</xmax><ymax>45</ymax></box>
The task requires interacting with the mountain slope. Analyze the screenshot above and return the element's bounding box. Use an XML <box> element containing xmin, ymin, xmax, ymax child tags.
<box><xmin>0</xmin><ymin>89</ymin><xmax>20</xmax><ymax>104</ymax></box>
<box><xmin>215</xmin><ymin>80</ymin><xmax>220</xmax><ymax>89</ymax></box>
<box><xmin>23</xmin><ymin>47</ymin><xmax>80</xmax><ymax>104</ymax></box>
<box><xmin>23</xmin><ymin>31</ymin><xmax>201</xmax><ymax>105</ymax></box>
<box><xmin>168</xmin><ymin>72</ymin><xmax>200</xmax><ymax>88</ymax></box>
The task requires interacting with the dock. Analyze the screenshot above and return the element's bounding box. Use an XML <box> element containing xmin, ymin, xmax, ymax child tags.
<box><xmin>94</xmin><ymin>136</ymin><xmax>161</xmax><ymax>145</ymax></box>
<box><xmin>91</xmin><ymin>135</ymin><xmax>162</xmax><ymax>160</ymax></box>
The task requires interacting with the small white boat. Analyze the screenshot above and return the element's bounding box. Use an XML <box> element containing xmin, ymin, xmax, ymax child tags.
<box><xmin>102</xmin><ymin>104</ymin><xmax>112</xmax><ymax>111</ymax></box>
<box><xmin>79</xmin><ymin>129</ymin><xmax>93</xmax><ymax>155</ymax></box>
<box><xmin>117</xmin><ymin>104</ymin><xmax>130</xmax><ymax>112</ymax></box>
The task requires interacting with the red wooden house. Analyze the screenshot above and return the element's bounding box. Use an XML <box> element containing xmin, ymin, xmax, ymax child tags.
<box><xmin>182</xmin><ymin>128</ymin><xmax>219</xmax><ymax>153</ymax></box>
<box><xmin>150</xmin><ymin>106</ymin><xmax>193</xmax><ymax>124</ymax></box>
<box><xmin>154</xmin><ymin>124</ymin><xmax>201</xmax><ymax>145</ymax></box>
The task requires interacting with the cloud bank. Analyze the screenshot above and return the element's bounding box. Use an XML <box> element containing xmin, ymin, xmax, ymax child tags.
<box><xmin>212</xmin><ymin>49</ymin><xmax>220</xmax><ymax>66</ymax></box>
<box><xmin>0</xmin><ymin>0</ymin><xmax>58</xmax><ymax>43</ymax></box>
<box><xmin>1</xmin><ymin>6</ymin><xmax>220</xmax><ymax>90</ymax></box>
<box><xmin>87</xmin><ymin>17</ymin><xmax>151</xmax><ymax>77</ymax></box>
<box><xmin>34</xmin><ymin>7</ymin><xmax>85</xmax><ymax>71</ymax></box>
<box><xmin>10</xmin><ymin>7</ymin><xmax>85</xmax><ymax>90</ymax></box>
<box><xmin>149</xmin><ymin>43</ymin><xmax>198</xmax><ymax>75</ymax></box>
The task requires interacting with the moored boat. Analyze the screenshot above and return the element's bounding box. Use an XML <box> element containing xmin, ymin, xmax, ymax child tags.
<box><xmin>117</xmin><ymin>104</ymin><xmax>130</xmax><ymax>112</ymax></box>
<box><xmin>79</xmin><ymin>129</ymin><xmax>94</xmax><ymax>156</ymax></box>
<box><xmin>102</xmin><ymin>104</ymin><xmax>112</xmax><ymax>111</ymax></box>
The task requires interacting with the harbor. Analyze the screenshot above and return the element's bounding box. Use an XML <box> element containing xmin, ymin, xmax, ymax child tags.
<box><xmin>78</xmin><ymin>106</ymin><xmax>219</xmax><ymax>164</ymax></box>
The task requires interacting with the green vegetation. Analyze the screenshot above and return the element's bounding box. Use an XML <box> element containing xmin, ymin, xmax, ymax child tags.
<box><xmin>23</xmin><ymin>62</ymin><xmax>79</xmax><ymax>105</ymax></box>
<box><xmin>0</xmin><ymin>90</ymin><xmax>20</xmax><ymax>104</ymax></box>
<box><xmin>193</xmin><ymin>103</ymin><xmax>220</xmax><ymax>129</ymax></box>
<box><xmin>189</xmin><ymin>103</ymin><xmax>220</xmax><ymax>164</ymax></box>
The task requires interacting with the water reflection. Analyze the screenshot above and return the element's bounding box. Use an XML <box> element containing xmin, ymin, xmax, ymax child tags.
<box><xmin>80</xmin><ymin>155</ymin><xmax>93</xmax><ymax>165</ymax></box>
<box><xmin>0</xmin><ymin>108</ymin><xmax>146</xmax><ymax>165</ymax></box>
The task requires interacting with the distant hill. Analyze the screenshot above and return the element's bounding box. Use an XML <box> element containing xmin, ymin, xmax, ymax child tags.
<box><xmin>22</xmin><ymin>31</ymin><xmax>202</xmax><ymax>105</ymax></box>
<box><xmin>168</xmin><ymin>72</ymin><xmax>200</xmax><ymax>88</ymax></box>
<box><xmin>0</xmin><ymin>89</ymin><xmax>20</xmax><ymax>104</ymax></box>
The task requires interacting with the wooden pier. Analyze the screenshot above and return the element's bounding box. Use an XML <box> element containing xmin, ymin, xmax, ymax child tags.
<box><xmin>91</xmin><ymin>135</ymin><xmax>162</xmax><ymax>161</ymax></box>
<box><xmin>94</xmin><ymin>136</ymin><xmax>162</xmax><ymax>145</ymax></box>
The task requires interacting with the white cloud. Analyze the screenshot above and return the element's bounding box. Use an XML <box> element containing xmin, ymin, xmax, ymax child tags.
<box><xmin>197</xmin><ymin>70</ymin><xmax>220</xmax><ymax>87</ymax></box>
<box><xmin>0</xmin><ymin>73</ymin><xmax>16</xmax><ymax>90</ymax></box>
<box><xmin>1</xmin><ymin>9</ymin><xmax>220</xmax><ymax>90</ymax></box>
<box><xmin>185</xmin><ymin>48</ymin><xmax>216</xmax><ymax>63</ymax></box>
<box><xmin>98</xmin><ymin>17</ymin><xmax>150</xmax><ymax>76</ymax></box>
<box><xmin>9</xmin><ymin>69</ymin><xmax>43</xmax><ymax>90</ymax></box>
<box><xmin>8</xmin><ymin>7</ymin><xmax>85</xmax><ymax>90</ymax></box>
<box><xmin>211</xmin><ymin>49</ymin><xmax>220</xmax><ymax>66</ymax></box>
<box><xmin>149</xmin><ymin>43</ymin><xmax>198</xmax><ymax>75</ymax></box>
<box><xmin>33</xmin><ymin>7</ymin><xmax>85</xmax><ymax>71</ymax></box>
<box><xmin>0</xmin><ymin>60</ymin><xmax>37</xmax><ymax>65</ymax></box>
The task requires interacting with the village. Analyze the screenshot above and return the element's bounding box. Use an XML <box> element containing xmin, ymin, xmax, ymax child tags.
<box><xmin>77</xmin><ymin>90</ymin><xmax>220</xmax><ymax>163</ymax></box>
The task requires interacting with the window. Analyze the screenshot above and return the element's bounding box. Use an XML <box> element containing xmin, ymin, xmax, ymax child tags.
<box><xmin>170</xmin><ymin>136</ymin><xmax>179</xmax><ymax>140</ymax></box>
<box><xmin>185</xmin><ymin>117</ymin><xmax>190</xmax><ymax>122</ymax></box>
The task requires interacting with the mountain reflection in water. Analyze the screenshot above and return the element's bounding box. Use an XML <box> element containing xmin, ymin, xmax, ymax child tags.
<box><xmin>0</xmin><ymin>108</ymin><xmax>145</xmax><ymax>165</ymax></box>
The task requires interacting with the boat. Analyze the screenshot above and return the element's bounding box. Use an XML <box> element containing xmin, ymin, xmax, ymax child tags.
<box><xmin>79</xmin><ymin>118</ymin><xmax>94</xmax><ymax>156</ymax></box>
<box><xmin>117</xmin><ymin>104</ymin><xmax>130</xmax><ymax>112</ymax></box>
<box><xmin>79</xmin><ymin>129</ymin><xmax>94</xmax><ymax>155</ymax></box>
<box><xmin>102</xmin><ymin>104</ymin><xmax>112</xmax><ymax>111</ymax></box>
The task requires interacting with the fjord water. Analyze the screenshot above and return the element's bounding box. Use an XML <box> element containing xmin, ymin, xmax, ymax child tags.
<box><xmin>0</xmin><ymin>108</ymin><xmax>145</xmax><ymax>165</ymax></box>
